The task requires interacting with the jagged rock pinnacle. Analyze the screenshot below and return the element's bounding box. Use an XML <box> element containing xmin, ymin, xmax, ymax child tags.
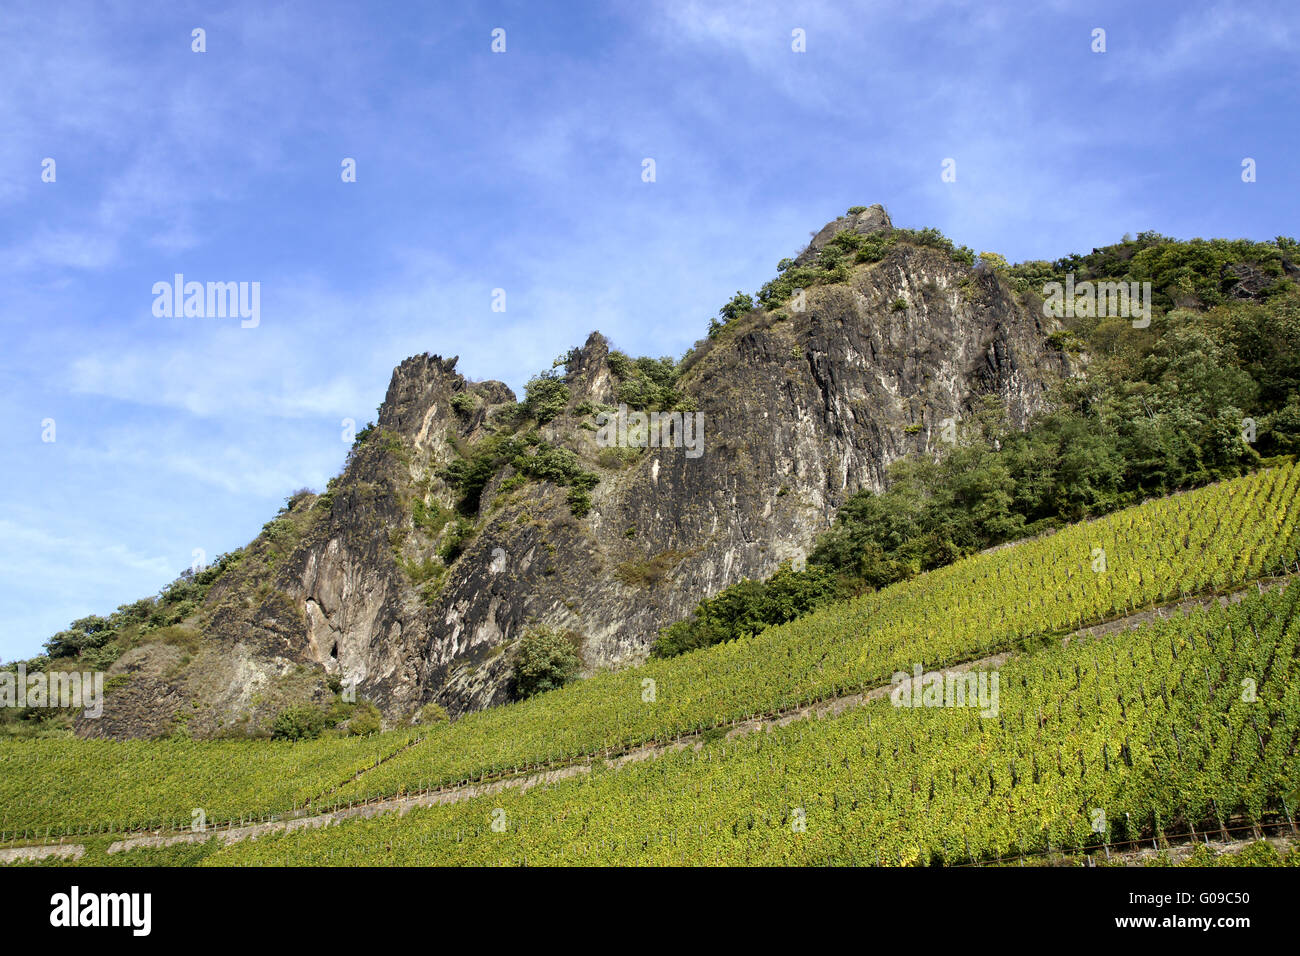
<box><xmin>795</xmin><ymin>203</ymin><xmax>893</xmax><ymax>266</ymax></box>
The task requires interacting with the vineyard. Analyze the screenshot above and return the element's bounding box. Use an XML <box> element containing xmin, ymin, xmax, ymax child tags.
<box><xmin>2</xmin><ymin>461</ymin><xmax>1299</xmax><ymax>845</ymax></box>
<box><xmin>202</xmin><ymin>584</ymin><xmax>1300</xmax><ymax>866</ymax></box>
<box><xmin>0</xmin><ymin>729</ymin><xmax>419</xmax><ymax>840</ymax></box>
<box><xmin>326</xmin><ymin>459</ymin><xmax>1300</xmax><ymax>802</ymax></box>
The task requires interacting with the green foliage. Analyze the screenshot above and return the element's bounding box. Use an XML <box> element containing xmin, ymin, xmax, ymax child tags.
<box><xmin>8</xmin><ymin>466</ymin><xmax>1300</xmax><ymax>848</ymax></box>
<box><xmin>352</xmin><ymin>421</ymin><xmax>376</xmax><ymax>447</ymax></box>
<box><xmin>1089</xmin><ymin>236</ymin><xmax>1290</xmax><ymax>310</ymax></box>
<box><xmin>755</xmin><ymin>263</ymin><xmax>826</xmax><ymax>310</ymax></box>
<box><xmin>442</xmin><ymin>433</ymin><xmax>533</xmax><ymax>514</ymax></box>
<box><xmin>261</xmin><ymin>516</ymin><xmax>295</xmax><ymax>545</ymax></box>
<box><xmin>346</xmin><ymin>702</ymin><xmax>382</xmax><ymax>736</ymax></box>
<box><xmin>755</xmin><ymin>229</ymin><xmax>901</xmax><ymax>311</ymax></box>
<box><xmin>450</xmin><ymin>392</ymin><xmax>477</xmax><ymax>416</ymax></box>
<box><xmin>597</xmin><ymin>446</ymin><xmax>640</xmax><ymax>470</ymax></box>
<box><xmin>513</xmin><ymin>444</ymin><xmax>600</xmax><ymax>517</ymax></box>
<box><xmin>270</xmin><ymin>705</ymin><xmax>328</xmax><ymax>742</ymax></box>
<box><xmin>1003</xmin><ymin>258</ymin><xmax>1060</xmax><ymax>295</ymax></box>
<box><xmin>653</xmin><ymin>563</ymin><xmax>853</xmax><ymax>657</ymax></box>
<box><xmin>511</xmin><ymin>626</ymin><xmax>582</xmax><ymax>700</ymax></box>
<box><xmin>517</xmin><ymin>445</ymin><xmax>588</xmax><ymax>485</ymax></box>
<box><xmin>377</xmin><ymin>429</ymin><xmax>406</xmax><ymax>459</ymax></box>
<box><xmin>718</xmin><ymin>291</ymin><xmax>755</xmax><ymax>323</ymax></box>
<box><xmin>416</xmin><ymin>702</ymin><xmax>449</xmax><ymax>725</ymax></box>
<box><xmin>607</xmin><ymin>351</ymin><xmax>683</xmax><ymax>411</ymax></box>
<box><xmin>523</xmin><ymin>373</ymin><xmax>570</xmax><ymax>424</ymax></box>
<box><xmin>441</xmin><ymin>428</ymin><xmax>600</xmax><ymax>519</ymax></box>
<box><xmin>44</xmin><ymin>615</ymin><xmax>116</xmax><ymax>660</ymax></box>
<box><xmin>209</xmin><ymin>585</ymin><xmax>1300</xmax><ymax>866</ymax></box>
<box><xmin>437</xmin><ymin>518</ymin><xmax>476</xmax><ymax>564</ymax></box>
<box><xmin>895</xmin><ymin>226</ymin><xmax>973</xmax><ymax>263</ymax></box>
<box><xmin>614</xmin><ymin>550</ymin><xmax>689</xmax><ymax>589</ymax></box>
<box><xmin>566</xmin><ymin>488</ymin><xmax>593</xmax><ymax>517</ymax></box>
<box><xmin>411</xmin><ymin>497</ymin><xmax>454</xmax><ymax>538</ymax></box>
<box><xmin>1008</xmin><ymin>233</ymin><xmax>1297</xmax><ymax>312</ymax></box>
<box><xmin>397</xmin><ymin>555</ymin><xmax>446</xmax><ymax>604</ymax></box>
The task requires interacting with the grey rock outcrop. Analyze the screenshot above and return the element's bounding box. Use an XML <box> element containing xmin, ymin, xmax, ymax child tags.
<box><xmin>794</xmin><ymin>203</ymin><xmax>893</xmax><ymax>266</ymax></box>
<box><xmin>81</xmin><ymin>209</ymin><xmax>1073</xmax><ymax>739</ymax></box>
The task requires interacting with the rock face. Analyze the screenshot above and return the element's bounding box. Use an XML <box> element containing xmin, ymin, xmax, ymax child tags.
<box><xmin>795</xmin><ymin>203</ymin><xmax>893</xmax><ymax>266</ymax></box>
<box><xmin>82</xmin><ymin>209</ymin><xmax>1073</xmax><ymax>739</ymax></box>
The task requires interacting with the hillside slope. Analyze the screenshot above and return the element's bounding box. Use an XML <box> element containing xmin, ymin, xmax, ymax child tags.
<box><xmin>74</xmin><ymin>205</ymin><xmax>1073</xmax><ymax>738</ymax></box>
<box><xmin>5</xmin><ymin>461</ymin><xmax>1294</xmax><ymax>839</ymax></box>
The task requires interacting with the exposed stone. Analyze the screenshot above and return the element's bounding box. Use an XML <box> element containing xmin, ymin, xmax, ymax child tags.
<box><xmin>81</xmin><ymin>212</ymin><xmax>1074</xmax><ymax>739</ymax></box>
<box><xmin>794</xmin><ymin>204</ymin><xmax>893</xmax><ymax>266</ymax></box>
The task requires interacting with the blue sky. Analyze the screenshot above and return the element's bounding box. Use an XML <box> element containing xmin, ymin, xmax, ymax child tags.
<box><xmin>2</xmin><ymin>0</ymin><xmax>1298</xmax><ymax>661</ymax></box>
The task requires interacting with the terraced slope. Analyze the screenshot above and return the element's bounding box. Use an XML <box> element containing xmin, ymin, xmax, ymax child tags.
<box><xmin>4</xmin><ymin>461</ymin><xmax>1298</xmax><ymax>842</ymax></box>
<box><xmin>328</xmin><ymin>460</ymin><xmax>1300</xmax><ymax>802</ymax></box>
<box><xmin>204</xmin><ymin>584</ymin><xmax>1300</xmax><ymax>866</ymax></box>
<box><xmin>0</xmin><ymin>730</ymin><xmax>418</xmax><ymax>839</ymax></box>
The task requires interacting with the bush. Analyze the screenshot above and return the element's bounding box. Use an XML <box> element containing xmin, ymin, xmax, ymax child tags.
<box><xmin>514</xmin><ymin>444</ymin><xmax>601</xmax><ymax>516</ymax></box>
<box><xmin>412</xmin><ymin>497</ymin><xmax>454</xmax><ymax>537</ymax></box>
<box><xmin>719</xmin><ymin>291</ymin><xmax>755</xmax><ymax>323</ymax></box>
<box><xmin>347</xmin><ymin>701</ymin><xmax>382</xmax><ymax>736</ymax></box>
<box><xmin>977</xmin><ymin>251</ymin><xmax>1009</xmax><ymax>272</ymax></box>
<box><xmin>416</xmin><ymin>702</ymin><xmax>450</xmax><ymax>725</ymax></box>
<box><xmin>567</xmin><ymin>488</ymin><xmax>593</xmax><ymax>517</ymax></box>
<box><xmin>597</xmin><ymin>446</ymin><xmax>640</xmax><ymax>469</ymax></box>
<box><xmin>352</xmin><ymin>421</ymin><xmax>376</xmax><ymax>447</ymax></box>
<box><xmin>44</xmin><ymin>615</ymin><xmax>115</xmax><ymax>659</ymax></box>
<box><xmin>607</xmin><ymin>352</ymin><xmax>681</xmax><ymax>411</ymax></box>
<box><xmin>442</xmin><ymin>433</ymin><xmax>531</xmax><ymax>513</ymax></box>
<box><xmin>523</xmin><ymin>373</ymin><xmax>570</xmax><ymax>423</ymax></box>
<box><xmin>450</xmin><ymin>392</ymin><xmax>477</xmax><ymax>416</ymax></box>
<box><xmin>511</xmin><ymin>626</ymin><xmax>582</xmax><ymax>700</ymax></box>
<box><xmin>614</xmin><ymin>550</ymin><xmax>687</xmax><ymax>588</ymax></box>
<box><xmin>651</xmin><ymin>564</ymin><xmax>852</xmax><ymax>658</ymax></box>
<box><xmin>270</xmin><ymin>705</ymin><xmax>327</xmax><ymax>741</ymax></box>
<box><xmin>438</xmin><ymin>518</ymin><xmax>476</xmax><ymax>563</ymax></box>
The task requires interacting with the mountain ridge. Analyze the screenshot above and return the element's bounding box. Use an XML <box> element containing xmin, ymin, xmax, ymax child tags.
<box><xmin>23</xmin><ymin>204</ymin><xmax>1101</xmax><ymax>738</ymax></box>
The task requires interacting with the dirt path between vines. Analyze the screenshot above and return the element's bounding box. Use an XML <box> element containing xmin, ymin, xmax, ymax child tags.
<box><xmin>3</xmin><ymin>575</ymin><xmax>1292</xmax><ymax>862</ymax></box>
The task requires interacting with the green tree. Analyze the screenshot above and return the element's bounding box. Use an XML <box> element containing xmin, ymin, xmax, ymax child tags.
<box><xmin>718</xmin><ymin>291</ymin><xmax>755</xmax><ymax>323</ymax></box>
<box><xmin>523</xmin><ymin>373</ymin><xmax>570</xmax><ymax>423</ymax></box>
<box><xmin>511</xmin><ymin>626</ymin><xmax>582</xmax><ymax>699</ymax></box>
<box><xmin>270</xmin><ymin>705</ymin><xmax>327</xmax><ymax>741</ymax></box>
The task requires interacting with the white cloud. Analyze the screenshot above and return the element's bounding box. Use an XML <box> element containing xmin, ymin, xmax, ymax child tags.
<box><xmin>1137</xmin><ymin>3</ymin><xmax>1300</xmax><ymax>78</ymax></box>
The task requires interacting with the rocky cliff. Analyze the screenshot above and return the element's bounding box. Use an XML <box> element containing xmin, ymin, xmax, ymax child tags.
<box><xmin>83</xmin><ymin>205</ymin><xmax>1073</xmax><ymax>739</ymax></box>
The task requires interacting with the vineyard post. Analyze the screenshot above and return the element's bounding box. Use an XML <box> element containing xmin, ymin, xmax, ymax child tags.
<box><xmin>1282</xmin><ymin>795</ymin><xmax>1299</xmax><ymax>836</ymax></box>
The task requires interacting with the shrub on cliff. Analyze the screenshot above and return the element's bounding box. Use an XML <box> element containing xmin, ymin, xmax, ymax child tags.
<box><xmin>270</xmin><ymin>705</ymin><xmax>327</xmax><ymax>741</ymax></box>
<box><xmin>511</xmin><ymin>626</ymin><xmax>582</xmax><ymax>700</ymax></box>
<box><xmin>523</xmin><ymin>372</ymin><xmax>570</xmax><ymax>423</ymax></box>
